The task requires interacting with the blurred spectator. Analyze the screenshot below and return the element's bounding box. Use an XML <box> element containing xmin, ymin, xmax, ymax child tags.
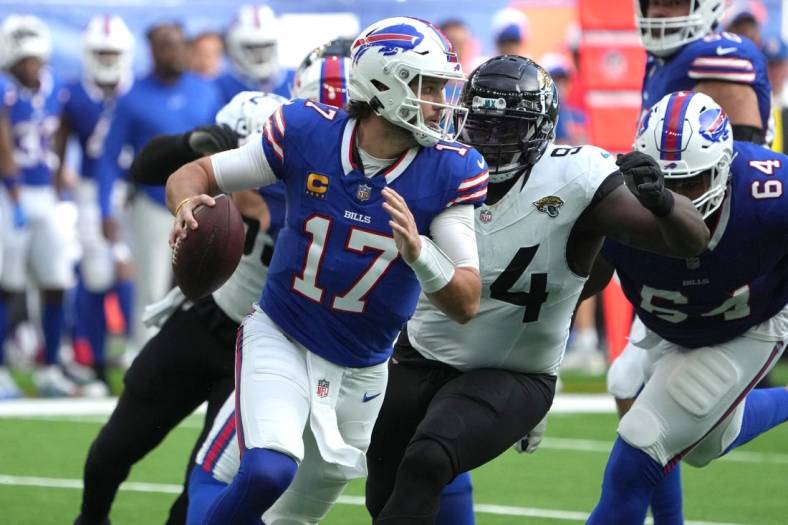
<box><xmin>722</xmin><ymin>1</ymin><xmax>766</xmax><ymax>47</ymax></box>
<box><xmin>763</xmin><ymin>36</ymin><xmax>788</xmax><ymax>153</ymax></box>
<box><xmin>190</xmin><ymin>31</ymin><xmax>225</xmax><ymax>79</ymax></box>
<box><xmin>541</xmin><ymin>52</ymin><xmax>588</xmax><ymax>145</ymax></box>
<box><xmin>438</xmin><ymin>19</ymin><xmax>479</xmax><ymax>72</ymax></box>
<box><xmin>491</xmin><ymin>7</ymin><xmax>529</xmax><ymax>56</ymax></box>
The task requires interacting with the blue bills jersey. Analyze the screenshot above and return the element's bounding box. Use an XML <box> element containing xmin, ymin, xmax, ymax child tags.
<box><xmin>62</xmin><ymin>80</ymin><xmax>131</xmax><ymax>180</ymax></box>
<box><xmin>215</xmin><ymin>69</ymin><xmax>295</xmax><ymax>103</ymax></box>
<box><xmin>602</xmin><ymin>141</ymin><xmax>788</xmax><ymax>348</ymax></box>
<box><xmin>257</xmin><ymin>99</ymin><xmax>488</xmax><ymax>367</ymax></box>
<box><xmin>642</xmin><ymin>32</ymin><xmax>771</xmax><ymax>132</ymax></box>
<box><xmin>96</xmin><ymin>72</ymin><xmax>222</xmax><ymax>217</ymax></box>
<box><xmin>2</xmin><ymin>70</ymin><xmax>66</xmax><ymax>186</ymax></box>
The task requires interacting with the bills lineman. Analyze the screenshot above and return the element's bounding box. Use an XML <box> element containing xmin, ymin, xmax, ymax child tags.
<box><xmin>638</xmin><ymin>0</ymin><xmax>771</xmax><ymax>143</ymax></box>
<box><xmin>215</xmin><ymin>4</ymin><xmax>294</xmax><ymax>102</ymax></box>
<box><xmin>0</xmin><ymin>15</ymin><xmax>79</xmax><ymax>397</ymax></box>
<box><xmin>74</xmin><ymin>90</ymin><xmax>286</xmax><ymax>525</ymax></box>
<box><xmin>167</xmin><ymin>17</ymin><xmax>486</xmax><ymax>525</ymax></box>
<box><xmin>587</xmin><ymin>92</ymin><xmax>788</xmax><ymax>524</ymax></box>
<box><xmin>54</xmin><ymin>15</ymin><xmax>135</xmax><ymax>389</ymax></box>
<box><xmin>365</xmin><ymin>55</ymin><xmax>710</xmax><ymax>524</ymax></box>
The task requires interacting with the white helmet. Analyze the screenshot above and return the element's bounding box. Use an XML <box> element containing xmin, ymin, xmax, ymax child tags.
<box><xmin>83</xmin><ymin>15</ymin><xmax>134</xmax><ymax>86</ymax></box>
<box><xmin>226</xmin><ymin>5</ymin><xmax>279</xmax><ymax>82</ymax></box>
<box><xmin>215</xmin><ymin>90</ymin><xmax>287</xmax><ymax>144</ymax></box>
<box><xmin>634</xmin><ymin>91</ymin><xmax>733</xmax><ymax>218</ymax></box>
<box><xmin>348</xmin><ymin>16</ymin><xmax>467</xmax><ymax>147</ymax></box>
<box><xmin>292</xmin><ymin>56</ymin><xmax>351</xmax><ymax>107</ymax></box>
<box><xmin>1</xmin><ymin>15</ymin><xmax>51</xmax><ymax>68</ymax></box>
<box><xmin>636</xmin><ymin>0</ymin><xmax>726</xmax><ymax>57</ymax></box>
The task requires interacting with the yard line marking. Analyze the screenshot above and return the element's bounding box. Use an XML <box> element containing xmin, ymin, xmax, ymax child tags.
<box><xmin>0</xmin><ymin>474</ymin><xmax>749</xmax><ymax>525</ymax></box>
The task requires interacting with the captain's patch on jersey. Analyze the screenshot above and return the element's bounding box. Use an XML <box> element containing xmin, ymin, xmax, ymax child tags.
<box><xmin>306</xmin><ymin>172</ymin><xmax>329</xmax><ymax>198</ymax></box>
<box><xmin>533</xmin><ymin>196</ymin><xmax>564</xmax><ymax>218</ymax></box>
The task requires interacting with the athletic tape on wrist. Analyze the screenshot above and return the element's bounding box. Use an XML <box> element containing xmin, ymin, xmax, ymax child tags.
<box><xmin>407</xmin><ymin>235</ymin><xmax>455</xmax><ymax>293</ymax></box>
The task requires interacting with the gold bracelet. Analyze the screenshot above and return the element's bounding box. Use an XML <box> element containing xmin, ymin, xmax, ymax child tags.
<box><xmin>174</xmin><ymin>197</ymin><xmax>193</xmax><ymax>216</ymax></box>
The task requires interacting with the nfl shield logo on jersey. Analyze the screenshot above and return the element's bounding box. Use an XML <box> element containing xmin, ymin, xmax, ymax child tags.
<box><xmin>480</xmin><ymin>209</ymin><xmax>493</xmax><ymax>223</ymax></box>
<box><xmin>316</xmin><ymin>379</ymin><xmax>330</xmax><ymax>398</ymax></box>
<box><xmin>356</xmin><ymin>184</ymin><xmax>372</xmax><ymax>202</ymax></box>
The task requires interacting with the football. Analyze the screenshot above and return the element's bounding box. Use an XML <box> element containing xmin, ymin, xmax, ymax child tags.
<box><xmin>171</xmin><ymin>194</ymin><xmax>245</xmax><ymax>301</ymax></box>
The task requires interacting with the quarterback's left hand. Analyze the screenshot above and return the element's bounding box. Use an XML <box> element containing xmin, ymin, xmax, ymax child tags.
<box><xmin>514</xmin><ymin>415</ymin><xmax>548</xmax><ymax>454</ymax></box>
<box><xmin>382</xmin><ymin>187</ymin><xmax>421</xmax><ymax>263</ymax></box>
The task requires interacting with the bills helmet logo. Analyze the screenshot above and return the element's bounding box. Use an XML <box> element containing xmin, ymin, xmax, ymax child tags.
<box><xmin>698</xmin><ymin>108</ymin><xmax>730</xmax><ymax>143</ymax></box>
<box><xmin>637</xmin><ymin>109</ymin><xmax>652</xmax><ymax>138</ymax></box>
<box><xmin>352</xmin><ymin>23</ymin><xmax>424</xmax><ymax>63</ymax></box>
<box><xmin>316</xmin><ymin>379</ymin><xmax>330</xmax><ymax>398</ymax></box>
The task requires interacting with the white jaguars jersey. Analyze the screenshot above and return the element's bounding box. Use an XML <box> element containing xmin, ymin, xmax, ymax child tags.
<box><xmin>212</xmin><ymin>222</ymin><xmax>273</xmax><ymax>323</ymax></box>
<box><xmin>408</xmin><ymin>144</ymin><xmax>618</xmax><ymax>374</ymax></box>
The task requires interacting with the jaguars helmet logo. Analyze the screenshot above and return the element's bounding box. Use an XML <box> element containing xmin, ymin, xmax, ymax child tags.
<box><xmin>533</xmin><ymin>196</ymin><xmax>564</xmax><ymax>218</ymax></box>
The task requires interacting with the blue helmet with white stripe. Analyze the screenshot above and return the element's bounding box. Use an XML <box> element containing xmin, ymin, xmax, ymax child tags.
<box><xmin>634</xmin><ymin>91</ymin><xmax>733</xmax><ymax>218</ymax></box>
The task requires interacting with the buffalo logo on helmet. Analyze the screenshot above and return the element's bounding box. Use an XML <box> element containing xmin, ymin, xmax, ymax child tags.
<box><xmin>637</xmin><ymin>109</ymin><xmax>652</xmax><ymax>138</ymax></box>
<box><xmin>698</xmin><ymin>107</ymin><xmax>730</xmax><ymax>143</ymax></box>
<box><xmin>533</xmin><ymin>196</ymin><xmax>564</xmax><ymax>218</ymax></box>
<box><xmin>351</xmin><ymin>23</ymin><xmax>424</xmax><ymax>63</ymax></box>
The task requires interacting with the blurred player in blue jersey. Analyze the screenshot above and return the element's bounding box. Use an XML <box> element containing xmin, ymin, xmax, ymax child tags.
<box><xmin>637</xmin><ymin>0</ymin><xmax>771</xmax><ymax>144</ymax></box>
<box><xmin>215</xmin><ymin>4</ymin><xmax>294</xmax><ymax>102</ymax></box>
<box><xmin>96</xmin><ymin>22</ymin><xmax>222</xmax><ymax>356</ymax></box>
<box><xmin>54</xmin><ymin>15</ymin><xmax>136</xmax><ymax>391</ymax></box>
<box><xmin>588</xmin><ymin>91</ymin><xmax>788</xmax><ymax>525</ymax></box>
<box><xmin>0</xmin><ymin>15</ymin><xmax>81</xmax><ymax>397</ymax></box>
<box><xmin>167</xmin><ymin>16</ymin><xmax>486</xmax><ymax>525</ymax></box>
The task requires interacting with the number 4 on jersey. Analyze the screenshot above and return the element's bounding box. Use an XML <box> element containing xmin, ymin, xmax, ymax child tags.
<box><xmin>490</xmin><ymin>245</ymin><xmax>549</xmax><ymax>323</ymax></box>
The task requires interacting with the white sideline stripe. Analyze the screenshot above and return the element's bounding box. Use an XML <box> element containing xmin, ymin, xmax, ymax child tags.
<box><xmin>0</xmin><ymin>394</ymin><xmax>619</xmax><ymax>417</ymax></box>
<box><xmin>0</xmin><ymin>474</ymin><xmax>747</xmax><ymax>525</ymax></box>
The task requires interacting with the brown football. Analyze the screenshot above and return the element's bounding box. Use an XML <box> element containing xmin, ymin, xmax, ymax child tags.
<box><xmin>171</xmin><ymin>194</ymin><xmax>245</xmax><ymax>301</ymax></box>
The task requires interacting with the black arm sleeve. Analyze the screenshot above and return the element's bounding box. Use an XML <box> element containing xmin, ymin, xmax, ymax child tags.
<box><xmin>732</xmin><ymin>124</ymin><xmax>766</xmax><ymax>145</ymax></box>
<box><xmin>129</xmin><ymin>133</ymin><xmax>200</xmax><ymax>186</ymax></box>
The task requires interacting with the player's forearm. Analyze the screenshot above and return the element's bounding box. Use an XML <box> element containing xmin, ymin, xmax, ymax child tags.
<box><xmin>165</xmin><ymin>157</ymin><xmax>220</xmax><ymax>214</ymax></box>
<box><xmin>130</xmin><ymin>133</ymin><xmax>201</xmax><ymax>186</ymax></box>
<box><xmin>654</xmin><ymin>192</ymin><xmax>710</xmax><ymax>257</ymax></box>
<box><xmin>425</xmin><ymin>267</ymin><xmax>481</xmax><ymax>324</ymax></box>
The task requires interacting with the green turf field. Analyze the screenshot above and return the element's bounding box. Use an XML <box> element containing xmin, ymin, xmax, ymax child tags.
<box><xmin>1</xmin><ymin>400</ymin><xmax>787</xmax><ymax>525</ymax></box>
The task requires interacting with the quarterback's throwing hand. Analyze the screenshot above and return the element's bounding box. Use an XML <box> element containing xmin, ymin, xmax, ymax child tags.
<box><xmin>382</xmin><ymin>187</ymin><xmax>421</xmax><ymax>263</ymax></box>
<box><xmin>617</xmin><ymin>151</ymin><xmax>674</xmax><ymax>217</ymax></box>
<box><xmin>169</xmin><ymin>194</ymin><xmax>216</xmax><ymax>247</ymax></box>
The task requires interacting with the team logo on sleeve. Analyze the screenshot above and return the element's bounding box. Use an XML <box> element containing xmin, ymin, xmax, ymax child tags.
<box><xmin>306</xmin><ymin>173</ymin><xmax>329</xmax><ymax>198</ymax></box>
<box><xmin>698</xmin><ymin>108</ymin><xmax>730</xmax><ymax>143</ymax></box>
<box><xmin>533</xmin><ymin>196</ymin><xmax>564</xmax><ymax>218</ymax></box>
<box><xmin>355</xmin><ymin>183</ymin><xmax>372</xmax><ymax>202</ymax></box>
<box><xmin>316</xmin><ymin>379</ymin><xmax>330</xmax><ymax>398</ymax></box>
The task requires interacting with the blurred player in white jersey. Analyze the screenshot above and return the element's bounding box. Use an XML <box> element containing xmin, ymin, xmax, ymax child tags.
<box><xmin>54</xmin><ymin>15</ymin><xmax>135</xmax><ymax>392</ymax></box>
<box><xmin>75</xmin><ymin>90</ymin><xmax>286</xmax><ymax>525</ymax></box>
<box><xmin>588</xmin><ymin>92</ymin><xmax>788</xmax><ymax>524</ymax></box>
<box><xmin>0</xmin><ymin>15</ymin><xmax>79</xmax><ymax>397</ymax></box>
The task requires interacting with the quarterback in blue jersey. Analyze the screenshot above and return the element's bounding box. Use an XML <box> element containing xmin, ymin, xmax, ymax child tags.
<box><xmin>167</xmin><ymin>16</ymin><xmax>486</xmax><ymax>525</ymax></box>
<box><xmin>588</xmin><ymin>92</ymin><xmax>788</xmax><ymax>525</ymax></box>
<box><xmin>54</xmin><ymin>15</ymin><xmax>136</xmax><ymax>390</ymax></box>
<box><xmin>215</xmin><ymin>5</ymin><xmax>294</xmax><ymax>102</ymax></box>
<box><xmin>96</xmin><ymin>22</ymin><xmax>222</xmax><ymax>353</ymax></box>
<box><xmin>638</xmin><ymin>0</ymin><xmax>771</xmax><ymax>144</ymax></box>
<box><xmin>0</xmin><ymin>15</ymin><xmax>80</xmax><ymax>397</ymax></box>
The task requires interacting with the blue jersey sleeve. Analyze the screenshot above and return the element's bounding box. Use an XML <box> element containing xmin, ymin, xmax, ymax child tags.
<box><xmin>686</xmin><ymin>32</ymin><xmax>766</xmax><ymax>86</ymax></box>
<box><xmin>441</xmin><ymin>144</ymin><xmax>489</xmax><ymax>208</ymax></box>
<box><xmin>96</xmin><ymin>95</ymin><xmax>133</xmax><ymax>218</ymax></box>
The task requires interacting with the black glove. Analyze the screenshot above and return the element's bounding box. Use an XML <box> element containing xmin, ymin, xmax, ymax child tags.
<box><xmin>617</xmin><ymin>151</ymin><xmax>674</xmax><ymax>217</ymax></box>
<box><xmin>185</xmin><ymin>124</ymin><xmax>239</xmax><ymax>155</ymax></box>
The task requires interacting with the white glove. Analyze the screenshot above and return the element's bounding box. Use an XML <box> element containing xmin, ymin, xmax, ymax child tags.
<box><xmin>513</xmin><ymin>415</ymin><xmax>548</xmax><ymax>454</ymax></box>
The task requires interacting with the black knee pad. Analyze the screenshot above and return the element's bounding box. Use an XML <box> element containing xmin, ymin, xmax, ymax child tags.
<box><xmin>400</xmin><ymin>438</ymin><xmax>454</xmax><ymax>488</ymax></box>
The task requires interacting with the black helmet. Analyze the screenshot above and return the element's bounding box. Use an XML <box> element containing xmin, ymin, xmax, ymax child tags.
<box><xmin>460</xmin><ymin>55</ymin><xmax>558</xmax><ymax>182</ymax></box>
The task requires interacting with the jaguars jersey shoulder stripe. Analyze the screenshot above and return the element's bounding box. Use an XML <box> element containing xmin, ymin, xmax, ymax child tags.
<box><xmin>407</xmin><ymin>143</ymin><xmax>618</xmax><ymax>374</ymax></box>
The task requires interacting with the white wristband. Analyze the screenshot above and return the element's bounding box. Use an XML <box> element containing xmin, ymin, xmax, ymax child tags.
<box><xmin>407</xmin><ymin>235</ymin><xmax>455</xmax><ymax>293</ymax></box>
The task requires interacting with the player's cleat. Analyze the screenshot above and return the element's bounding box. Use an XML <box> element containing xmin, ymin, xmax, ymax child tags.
<box><xmin>0</xmin><ymin>367</ymin><xmax>23</xmax><ymax>400</ymax></box>
<box><xmin>80</xmin><ymin>380</ymin><xmax>110</xmax><ymax>398</ymax></box>
<box><xmin>34</xmin><ymin>365</ymin><xmax>80</xmax><ymax>398</ymax></box>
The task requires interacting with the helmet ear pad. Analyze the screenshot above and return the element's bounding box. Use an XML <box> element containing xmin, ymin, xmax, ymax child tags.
<box><xmin>460</xmin><ymin>55</ymin><xmax>558</xmax><ymax>182</ymax></box>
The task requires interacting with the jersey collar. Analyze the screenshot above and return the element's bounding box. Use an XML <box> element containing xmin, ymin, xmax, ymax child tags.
<box><xmin>340</xmin><ymin>117</ymin><xmax>419</xmax><ymax>184</ymax></box>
